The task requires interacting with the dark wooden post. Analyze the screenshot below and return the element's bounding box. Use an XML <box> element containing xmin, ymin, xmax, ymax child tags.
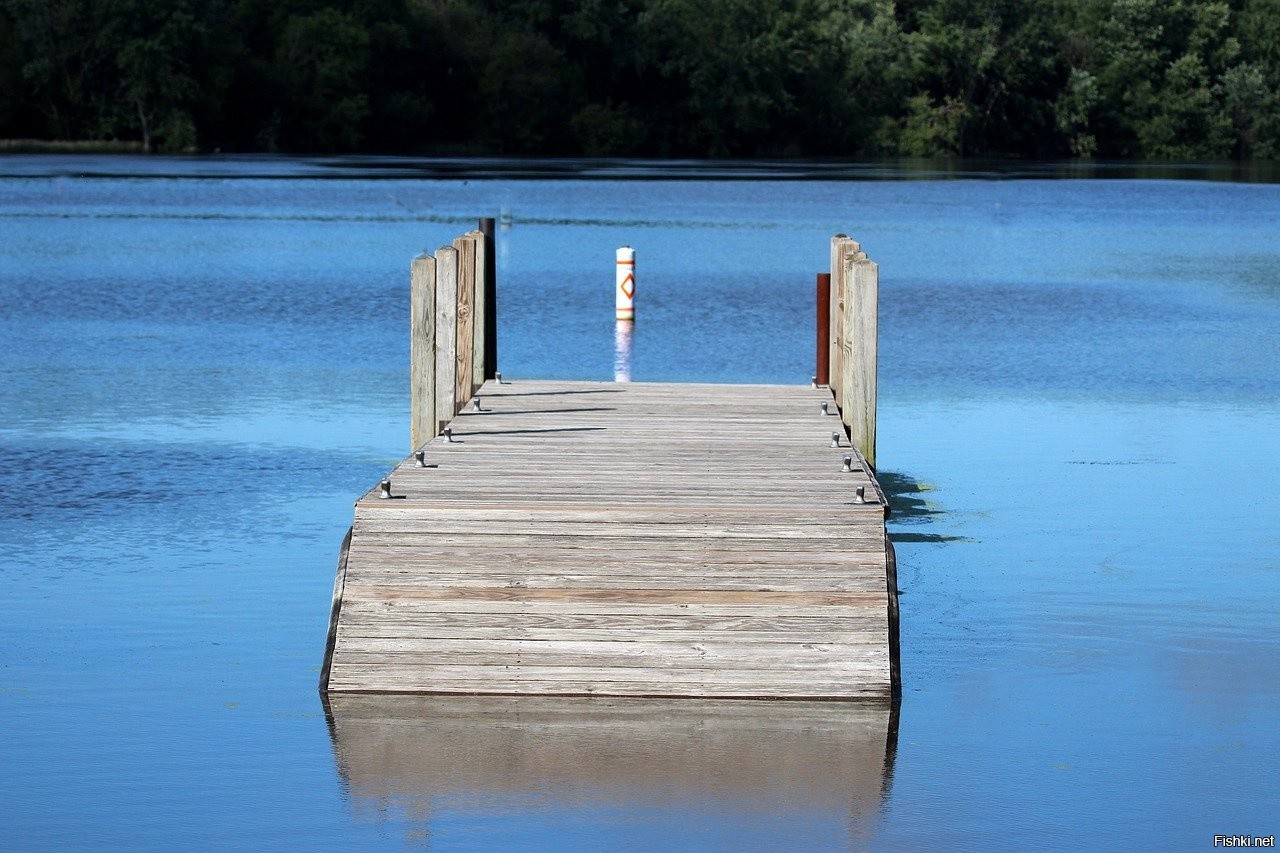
<box><xmin>470</xmin><ymin>230</ymin><xmax>487</xmax><ymax>393</ymax></box>
<box><xmin>815</xmin><ymin>273</ymin><xmax>831</xmax><ymax>386</ymax></box>
<box><xmin>480</xmin><ymin>217</ymin><xmax>497</xmax><ymax>380</ymax></box>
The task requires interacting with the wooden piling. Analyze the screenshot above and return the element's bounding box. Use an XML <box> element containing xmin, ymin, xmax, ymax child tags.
<box><xmin>815</xmin><ymin>273</ymin><xmax>830</xmax><ymax>386</ymax></box>
<box><xmin>829</xmin><ymin>239</ymin><xmax>843</xmax><ymax>408</ymax></box>
<box><xmin>408</xmin><ymin>225</ymin><xmax>495</xmax><ymax>448</ymax></box>
<box><xmin>453</xmin><ymin>233</ymin><xmax>478</xmax><ymax>410</ymax></box>
<box><xmin>829</xmin><ymin>235</ymin><xmax>858</xmax><ymax>411</ymax></box>
<box><xmin>480</xmin><ymin>218</ymin><xmax>497</xmax><ymax>380</ymax></box>
<box><xmin>843</xmin><ymin>253</ymin><xmax>878</xmax><ymax>469</ymax></box>
<box><xmin>410</xmin><ymin>253</ymin><xmax>437</xmax><ymax>451</ymax></box>
<box><xmin>433</xmin><ymin>245</ymin><xmax>459</xmax><ymax>436</ymax></box>
<box><xmin>471</xmin><ymin>229</ymin><xmax>488</xmax><ymax>392</ymax></box>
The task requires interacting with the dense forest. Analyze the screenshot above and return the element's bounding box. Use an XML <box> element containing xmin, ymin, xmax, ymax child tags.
<box><xmin>2</xmin><ymin>0</ymin><xmax>1279</xmax><ymax>159</ymax></box>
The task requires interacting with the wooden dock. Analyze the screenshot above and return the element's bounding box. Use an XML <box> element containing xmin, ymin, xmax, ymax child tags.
<box><xmin>319</xmin><ymin>226</ymin><xmax>898</xmax><ymax>699</ymax></box>
<box><xmin>322</xmin><ymin>379</ymin><xmax>898</xmax><ymax>699</ymax></box>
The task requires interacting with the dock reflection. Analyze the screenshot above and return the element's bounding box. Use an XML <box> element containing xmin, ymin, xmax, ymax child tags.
<box><xmin>325</xmin><ymin>695</ymin><xmax>899</xmax><ymax>843</ymax></box>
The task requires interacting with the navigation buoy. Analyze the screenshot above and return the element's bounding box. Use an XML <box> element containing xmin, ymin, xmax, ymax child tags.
<box><xmin>616</xmin><ymin>246</ymin><xmax>635</xmax><ymax>321</ymax></box>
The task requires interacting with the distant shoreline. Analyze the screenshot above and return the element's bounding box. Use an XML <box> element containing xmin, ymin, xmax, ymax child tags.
<box><xmin>0</xmin><ymin>139</ymin><xmax>148</xmax><ymax>154</ymax></box>
<box><xmin>2</xmin><ymin>149</ymin><xmax>1279</xmax><ymax>186</ymax></box>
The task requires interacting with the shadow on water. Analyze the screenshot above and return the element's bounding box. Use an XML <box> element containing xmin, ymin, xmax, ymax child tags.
<box><xmin>878</xmin><ymin>469</ymin><xmax>968</xmax><ymax>545</ymax></box>
<box><xmin>323</xmin><ymin>695</ymin><xmax>900</xmax><ymax>843</ymax></box>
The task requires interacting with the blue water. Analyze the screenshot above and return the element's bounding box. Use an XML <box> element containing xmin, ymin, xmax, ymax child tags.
<box><xmin>2</xmin><ymin>155</ymin><xmax>1278</xmax><ymax>850</ymax></box>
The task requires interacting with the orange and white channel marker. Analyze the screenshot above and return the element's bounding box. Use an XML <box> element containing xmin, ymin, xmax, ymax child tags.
<box><xmin>616</xmin><ymin>246</ymin><xmax>635</xmax><ymax>320</ymax></box>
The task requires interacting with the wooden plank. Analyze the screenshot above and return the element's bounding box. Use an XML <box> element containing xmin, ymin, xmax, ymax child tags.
<box><xmin>351</xmin><ymin>519</ymin><xmax>881</xmax><ymax>540</ymax></box>
<box><xmin>339</xmin><ymin>586</ymin><xmax>883</xmax><ymax>606</ymax></box>
<box><xmin>432</xmin><ymin>245</ymin><xmax>458</xmax><ymax>435</ymax></box>
<box><xmin>335</xmin><ymin>606</ymin><xmax>884</xmax><ymax>635</ymax></box>
<box><xmin>343</xmin><ymin>568</ymin><xmax>889</xmax><ymax>587</ymax></box>
<box><xmin>331</xmin><ymin>642</ymin><xmax>888</xmax><ymax>668</ymax></box>
<box><xmin>331</xmin><ymin>637</ymin><xmax>886</xmax><ymax>658</ymax></box>
<box><xmin>325</xmin><ymin>673</ymin><xmax>891</xmax><ymax>700</ymax></box>
<box><xmin>408</xmin><ymin>253</ymin><xmax>436</xmax><ymax>452</ymax></box>
<box><xmin>334</xmin><ymin>597</ymin><xmax>886</xmax><ymax>625</ymax></box>
<box><xmin>346</xmin><ymin>537</ymin><xmax>886</xmax><ymax>559</ymax></box>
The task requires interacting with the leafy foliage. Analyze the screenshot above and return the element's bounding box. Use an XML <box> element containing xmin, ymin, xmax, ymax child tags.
<box><xmin>0</xmin><ymin>0</ymin><xmax>1277</xmax><ymax>158</ymax></box>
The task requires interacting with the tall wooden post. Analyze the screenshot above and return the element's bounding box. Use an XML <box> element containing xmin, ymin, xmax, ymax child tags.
<box><xmin>471</xmin><ymin>229</ymin><xmax>488</xmax><ymax>392</ymax></box>
<box><xmin>480</xmin><ymin>217</ymin><xmax>497</xmax><ymax>380</ymax></box>
<box><xmin>829</xmin><ymin>235</ymin><xmax>850</xmax><ymax>405</ymax></box>
<box><xmin>842</xmin><ymin>252</ymin><xmax>878</xmax><ymax>469</ymax></box>
<box><xmin>829</xmin><ymin>239</ymin><xmax>839</xmax><ymax>403</ymax></box>
<box><xmin>830</xmin><ymin>236</ymin><xmax>860</xmax><ymax>414</ymax></box>
<box><xmin>453</xmin><ymin>233</ymin><xmax>478</xmax><ymax>410</ymax></box>
<box><xmin>410</xmin><ymin>253</ymin><xmax>437</xmax><ymax>451</ymax></box>
<box><xmin>815</xmin><ymin>273</ymin><xmax>830</xmax><ymax>386</ymax></box>
<box><xmin>433</xmin><ymin>245</ymin><xmax>459</xmax><ymax>436</ymax></box>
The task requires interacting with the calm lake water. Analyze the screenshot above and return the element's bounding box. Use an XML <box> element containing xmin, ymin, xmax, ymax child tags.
<box><xmin>1</xmin><ymin>155</ymin><xmax>1278</xmax><ymax>850</ymax></box>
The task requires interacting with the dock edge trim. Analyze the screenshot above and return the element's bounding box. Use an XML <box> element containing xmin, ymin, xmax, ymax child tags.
<box><xmin>319</xmin><ymin>526</ymin><xmax>353</xmax><ymax>693</ymax></box>
<box><xmin>885</xmin><ymin>535</ymin><xmax>901</xmax><ymax>698</ymax></box>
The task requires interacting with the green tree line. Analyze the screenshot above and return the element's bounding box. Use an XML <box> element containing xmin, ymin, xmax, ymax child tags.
<box><xmin>2</xmin><ymin>0</ymin><xmax>1279</xmax><ymax>158</ymax></box>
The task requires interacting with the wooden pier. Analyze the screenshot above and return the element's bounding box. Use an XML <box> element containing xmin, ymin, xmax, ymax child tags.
<box><xmin>321</xmin><ymin>228</ymin><xmax>899</xmax><ymax>699</ymax></box>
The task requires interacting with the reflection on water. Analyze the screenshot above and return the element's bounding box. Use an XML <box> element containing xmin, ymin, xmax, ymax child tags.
<box><xmin>613</xmin><ymin>320</ymin><xmax>634</xmax><ymax>382</ymax></box>
<box><xmin>325</xmin><ymin>695</ymin><xmax>898</xmax><ymax>847</ymax></box>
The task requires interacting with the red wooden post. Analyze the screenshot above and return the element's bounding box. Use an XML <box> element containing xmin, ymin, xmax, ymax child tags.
<box><xmin>816</xmin><ymin>273</ymin><xmax>831</xmax><ymax>385</ymax></box>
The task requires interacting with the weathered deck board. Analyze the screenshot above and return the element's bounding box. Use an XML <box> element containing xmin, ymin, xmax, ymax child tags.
<box><xmin>324</xmin><ymin>379</ymin><xmax>897</xmax><ymax>699</ymax></box>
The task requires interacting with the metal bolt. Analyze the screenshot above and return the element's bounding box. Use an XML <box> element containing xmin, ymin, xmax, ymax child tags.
<box><xmin>414</xmin><ymin>450</ymin><xmax>426</xmax><ymax>467</ymax></box>
<box><xmin>495</xmin><ymin>371</ymin><xmax>504</xmax><ymax>384</ymax></box>
<box><xmin>854</xmin><ymin>485</ymin><xmax>866</xmax><ymax>504</ymax></box>
<box><xmin>378</xmin><ymin>479</ymin><xmax>392</xmax><ymax>499</ymax></box>
<box><xmin>811</xmin><ymin>375</ymin><xmax>818</xmax><ymax>389</ymax></box>
<box><xmin>842</xmin><ymin>455</ymin><xmax>852</xmax><ymax>472</ymax></box>
<box><xmin>443</xmin><ymin>427</ymin><xmax>453</xmax><ymax>443</ymax></box>
<box><xmin>830</xmin><ymin>432</ymin><xmax>841</xmax><ymax>448</ymax></box>
<box><xmin>472</xmin><ymin>396</ymin><xmax>482</xmax><ymax>412</ymax></box>
<box><xmin>821</xmin><ymin>401</ymin><xmax>829</xmax><ymax>416</ymax></box>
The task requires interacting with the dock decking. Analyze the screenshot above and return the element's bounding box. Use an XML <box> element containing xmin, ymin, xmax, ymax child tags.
<box><xmin>322</xmin><ymin>379</ymin><xmax>898</xmax><ymax>699</ymax></box>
